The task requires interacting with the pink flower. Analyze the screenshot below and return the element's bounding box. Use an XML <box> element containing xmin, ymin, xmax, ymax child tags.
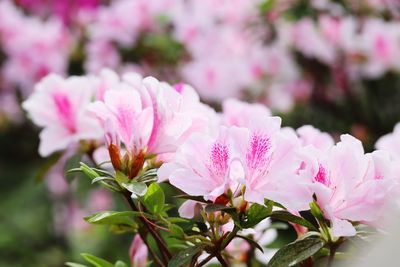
<box><xmin>358</xmin><ymin>19</ymin><xmax>400</xmax><ymax>78</ymax></box>
<box><xmin>236</xmin><ymin>118</ymin><xmax>312</xmax><ymax>211</ymax></box>
<box><xmin>0</xmin><ymin>1</ymin><xmax>71</xmax><ymax>94</ymax></box>
<box><xmin>292</xmin><ymin>18</ymin><xmax>336</xmax><ymax>64</ymax></box>
<box><xmin>22</xmin><ymin>74</ymin><xmax>102</xmax><ymax>156</ymax></box>
<box><xmin>88</xmin><ymin>72</ymin><xmax>217</xmax><ymax>174</ymax></box>
<box><xmin>376</xmin><ymin>123</ymin><xmax>400</xmax><ymax>160</ymax></box>
<box><xmin>129</xmin><ymin>235</ymin><xmax>148</xmax><ymax>267</ymax></box>
<box><xmin>300</xmin><ymin>135</ymin><xmax>396</xmax><ymax>237</ymax></box>
<box><xmin>296</xmin><ymin>125</ymin><xmax>334</xmax><ymax>152</ymax></box>
<box><xmin>160</xmin><ymin>117</ymin><xmax>310</xmax><ymax>210</ymax></box>
<box><xmin>222</xmin><ymin>98</ymin><xmax>271</xmax><ymax>128</ymax></box>
<box><xmin>159</xmin><ymin>126</ymin><xmax>244</xmax><ymax>201</ymax></box>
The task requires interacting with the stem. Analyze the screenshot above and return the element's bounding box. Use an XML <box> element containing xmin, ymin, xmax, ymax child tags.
<box><xmin>197</xmin><ymin>226</ymin><xmax>240</xmax><ymax>267</ymax></box>
<box><xmin>326</xmin><ymin>244</ymin><xmax>337</xmax><ymax>267</ymax></box>
<box><xmin>216</xmin><ymin>253</ymin><xmax>229</xmax><ymax>267</ymax></box>
<box><xmin>122</xmin><ymin>191</ymin><xmax>171</xmax><ymax>264</ymax></box>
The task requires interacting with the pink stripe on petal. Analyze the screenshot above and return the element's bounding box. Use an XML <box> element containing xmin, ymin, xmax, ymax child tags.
<box><xmin>52</xmin><ymin>92</ymin><xmax>76</xmax><ymax>133</ymax></box>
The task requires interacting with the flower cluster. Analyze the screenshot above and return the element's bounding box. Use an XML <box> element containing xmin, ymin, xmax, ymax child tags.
<box><xmin>4</xmin><ymin>0</ymin><xmax>400</xmax><ymax>127</ymax></box>
<box><xmin>24</xmin><ymin>69</ymin><xmax>400</xmax><ymax>266</ymax></box>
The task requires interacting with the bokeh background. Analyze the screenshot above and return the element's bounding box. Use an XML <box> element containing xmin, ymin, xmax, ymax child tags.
<box><xmin>1</xmin><ymin>0</ymin><xmax>400</xmax><ymax>266</ymax></box>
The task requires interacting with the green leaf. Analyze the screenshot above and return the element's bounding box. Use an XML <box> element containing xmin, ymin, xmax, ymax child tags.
<box><xmin>81</xmin><ymin>253</ymin><xmax>114</xmax><ymax>267</ymax></box>
<box><xmin>79</xmin><ymin>162</ymin><xmax>100</xmax><ymax>179</ymax></box>
<box><xmin>168</xmin><ymin>246</ymin><xmax>204</xmax><ymax>267</ymax></box>
<box><xmin>137</xmin><ymin>168</ymin><xmax>158</xmax><ymax>182</ymax></box>
<box><xmin>115</xmin><ymin>171</ymin><xmax>129</xmax><ymax>185</ymax></box>
<box><xmin>114</xmin><ymin>261</ymin><xmax>128</xmax><ymax>267</ymax></box>
<box><xmin>236</xmin><ymin>235</ymin><xmax>264</xmax><ymax>252</ymax></box>
<box><xmin>170</xmin><ymin>224</ymin><xmax>185</xmax><ymax>239</ymax></box>
<box><xmin>310</xmin><ymin>201</ymin><xmax>325</xmax><ymax>221</ymax></box>
<box><xmin>92</xmin><ymin>176</ymin><xmax>115</xmax><ymax>184</ymax></box>
<box><xmin>270</xmin><ymin>210</ymin><xmax>317</xmax><ymax>231</ymax></box>
<box><xmin>175</xmin><ymin>195</ymin><xmax>211</xmax><ymax>204</ymax></box>
<box><xmin>65</xmin><ymin>263</ymin><xmax>89</xmax><ymax>267</ymax></box>
<box><xmin>109</xmin><ymin>224</ymin><xmax>137</xmax><ymax>234</ymax></box>
<box><xmin>84</xmin><ymin>211</ymin><xmax>143</xmax><ymax>226</ymax></box>
<box><xmin>122</xmin><ymin>182</ymin><xmax>148</xmax><ymax>197</ymax></box>
<box><xmin>267</xmin><ymin>237</ymin><xmax>325</xmax><ymax>267</ymax></box>
<box><xmin>64</xmin><ymin>154</ymin><xmax>83</xmax><ymax>181</ymax></box>
<box><xmin>143</xmin><ymin>183</ymin><xmax>165</xmax><ymax>214</ymax></box>
<box><xmin>167</xmin><ymin>217</ymin><xmax>190</xmax><ymax>223</ymax></box>
<box><xmin>259</xmin><ymin>0</ymin><xmax>275</xmax><ymax>13</ymax></box>
<box><xmin>243</xmin><ymin>203</ymin><xmax>272</xmax><ymax>228</ymax></box>
<box><xmin>204</xmin><ymin>204</ymin><xmax>236</xmax><ymax>214</ymax></box>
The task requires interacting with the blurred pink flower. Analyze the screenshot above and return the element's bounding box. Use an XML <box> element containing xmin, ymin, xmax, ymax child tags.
<box><xmin>15</xmin><ymin>0</ymin><xmax>100</xmax><ymax>25</ymax></box>
<box><xmin>22</xmin><ymin>74</ymin><xmax>102</xmax><ymax>156</ymax></box>
<box><xmin>0</xmin><ymin>1</ymin><xmax>71</xmax><ymax>94</ymax></box>
<box><xmin>222</xmin><ymin>98</ymin><xmax>271</xmax><ymax>128</ymax></box>
<box><xmin>376</xmin><ymin>123</ymin><xmax>400</xmax><ymax>160</ymax></box>
<box><xmin>296</xmin><ymin>125</ymin><xmax>334</xmax><ymax>152</ymax></box>
<box><xmin>129</xmin><ymin>235</ymin><xmax>148</xmax><ymax>267</ymax></box>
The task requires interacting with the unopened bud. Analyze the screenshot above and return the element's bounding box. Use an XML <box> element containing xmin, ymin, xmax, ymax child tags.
<box><xmin>108</xmin><ymin>143</ymin><xmax>122</xmax><ymax>171</ymax></box>
<box><xmin>214</xmin><ymin>194</ymin><xmax>230</xmax><ymax>206</ymax></box>
<box><xmin>128</xmin><ymin>151</ymin><xmax>145</xmax><ymax>179</ymax></box>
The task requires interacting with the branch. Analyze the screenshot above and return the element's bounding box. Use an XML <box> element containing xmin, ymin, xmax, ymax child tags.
<box><xmin>197</xmin><ymin>226</ymin><xmax>240</xmax><ymax>267</ymax></box>
<box><xmin>122</xmin><ymin>191</ymin><xmax>171</xmax><ymax>264</ymax></box>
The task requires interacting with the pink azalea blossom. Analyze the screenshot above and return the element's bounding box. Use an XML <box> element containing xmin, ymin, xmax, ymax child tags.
<box><xmin>376</xmin><ymin>123</ymin><xmax>400</xmax><ymax>160</ymax></box>
<box><xmin>222</xmin><ymin>98</ymin><xmax>271</xmax><ymax>128</ymax></box>
<box><xmin>88</xmin><ymin>72</ymin><xmax>217</xmax><ymax>170</ymax></box>
<box><xmin>22</xmin><ymin>74</ymin><xmax>102</xmax><ymax>156</ymax></box>
<box><xmin>235</xmin><ymin>118</ymin><xmax>311</xmax><ymax>211</ymax></box>
<box><xmin>129</xmin><ymin>235</ymin><xmax>148</xmax><ymax>267</ymax></box>
<box><xmin>296</xmin><ymin>125</ymin><xmax>334</xmax><ymax>151</ymax></box>
<box><xmin>300</xmin><ymin>135</ymin><xmax>396</xmax><ymax>237</ymax></box>
<box><xmin>358</xmin><ymin>19</ymin><xmax>400</xmax><ymax>78</ymax></box>
<box><xmin>291</xmin><ymin>18</ymin><xmax>336</xmax><ymax>64</ymax></box>
<box><xmin>160</xmin><ymin>118</ymin><xmax>310</xmax><ymax>210</ymax></box>
<box><xmin>0</xmin><ymin>1</ymin><xmax>71</xmax><ymax>94</ymax></box>
<box><xmin>158</xmin><ymin>126</ymin><xmax>244</xmax><ymax>201</ymax></box>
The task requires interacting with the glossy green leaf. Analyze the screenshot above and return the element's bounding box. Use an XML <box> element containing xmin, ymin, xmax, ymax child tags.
<box><xmin>175</xmin><ymin>195</ymin><xmax>211</xmax><ymax>204</ymax></box>
<box><xmin>122</xmin><ymin>182</ymin><xmax>147</xmax><ymax>197</ymax></box>
<box><xmin>204</xmin><ymin>204</ymin><xmax>236</xmax><ymax>214</ymax></box>
<box><xmin>236</xmin><ymin>235</ymin><xmax>264</xmax><ymax>252</ymax></box>
<box><xmin>168</xmin><ymin>246</ymin><xmax>204</xmax><ymax>267</ymax></box>
<box><xmin>242</xmin><ymin>203</ymin><xmax>272</xmax><ymax>228</ymax></box>
<box><xmin>81</xmin><ymin>253</ymin><xmax>114</xmax><ymax>267</ymax></box>
<box><xmin>267</xmin><ymin>237</ymin><xmax>325</xmax><ymax>267</ymax></box>
<box><xmin>84</xmin><ymin>211</ymin><xmax>143</xmax><ymax>226</ymax></box>
<box><xmin>270</xmin><ymin>210</ymin><xmax>317</xmax><ymax>231</ymax></box>
<box><xmin>143</xmin><ymin>183</ymin><xmax>165</xmax><ymax>214</ymax></box>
